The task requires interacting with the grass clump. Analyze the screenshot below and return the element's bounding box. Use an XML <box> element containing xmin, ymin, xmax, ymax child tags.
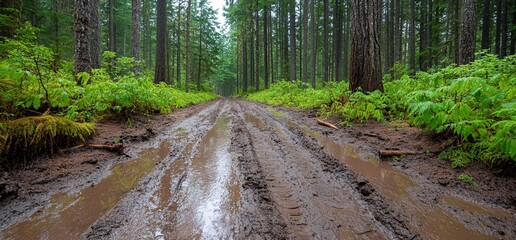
<box><xmin>0</xmin><ymin>115</ymin><xmax>95</xmax><ymax>163</ymax></box>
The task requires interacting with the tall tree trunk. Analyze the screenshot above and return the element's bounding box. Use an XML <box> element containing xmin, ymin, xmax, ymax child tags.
<box><xmin>90</xmin><ymin>0</ymin><xmax>100</xmax><ymax>69</ymax></box>
<box><xmin>176</xmin><ymin>2</ymin><xmax>182</xmax><ymax>88</ymax></box>
<box><xmin>74</xmin><ymin>0</ymin><xmax>92</xmax><ymax>84</ymax></box>
<box><xmin>334</xmin><ymin>0</ymin><xmax>343</xmax><ymax>82</ymax></box>
<box><xmin>427</xmin><ymin>0</ymin><xmax>433</xmax><ymax>67</ymax></box>
<box><xmin>281</xmin><ymin>0</ymin><xmax>289</xmax><ymax>80</ymax></box>
<box><xmin>409</xmin><ymin>0</ymin><xmax>416</xmax><ymax>73</ymax></box>
<box><xmin>197</xmin><ymin>3</ymin><xmax>203</xmax><ymax>91</ymax></box>
<box><xmin>302</xmin><ymin>0</ymin><xmax>309</xmax><ymax>83</ymax></box>
<box><xmin>255</xmin><ymin>3</ymin><xmax>260</xmax><ymax>91</ymax></box>
<box><xmin>350</xmin><ymin>0</ymin><xmax>383</xmax><ymax>92</ymax></box>
<box><xmin>250</xmin><ymin>30</ymin><xmax>255</xmax><ymax>88</ymax></box>
<box><xmin>458</xmin><ymin>0</ymin><xmax>477</xmax><ymax>65</ymax></box>
<box><xmin>310</xmin><ymin>0</ymin><xmax>316</xmax><ymax>88</ymax></box>
<box><xmin>500</xmin><ymin>0</ymin><xmax>507</xmax><ymax>57</ymax></box>
<box><xmin>343</xmin><ymin>2</ymin><xmax>350</xmax><ymax>80</ymax></box>
<box><xmin>185</xmin><ymin>0</ymin><xmax>192</xmax><ymax>91</ymax></box>
<box><xmin>108</xmin><ymin>0</ymin><xmax>116</xmax><ymax>53</ymax></box>
<box><xmin>419</xmin><ymin>0</ymin><xmax>428</xmax><ymax>70</ymax></box>
<box><xmin>264</xmin><ymin>4</ymin><xmax>270</xmax><ymax>88</ymax></box>
<box><xmin>289</xmin><ymin>0</ymin><xmax>296</xmax><ymax>82</ymax></box>
<box><xmin>481</xmin><ymin>0</ymin><xmax>491</xmax><ymax>50</ymax></box>
<box><xmin>396</xmin><ymin>0</ymin><xmax>402</xmax><ymax>63</ymax></box>
<box><xmin>511</xmin><ymin>7</ymin><xmax>516</xmax><ymax>55</ymax></box>
<box><xmin>142</xmin><ymin>0</ymin><xmax>152</xmax><ymax>68</ymax></box>
<box><xmin>243</xmin><ymin>40</ymin><xmax>248</xmax><ymax>92</ymax></box>
<box><xmin>323</xmin><ymin>0</ymin><xmax>329</xmax><ymax>83</ymax></box>
<box><xmin>495</xmin><ymin>0</ymin><xmax>501</xmax><ymax>55</ymax></box>
<box><xmin>131</xmin><ymin>0</ymin><xmax>141</xmax><ymax>74</ymax></box>
<box><xmin>52</xmin><ymin>0</ymin><xmax>59</xmax><ymax>70</ymax></box>
<box><xmin>389</xmin><ymin>0</ymin><xmax>395</xmax><ymax>68</ymax></box>
<box><xmin>197</xmin><ymin>16</ymin><xmax>202</xmax><ymax>90</ymax></box>
<box><xmin>154</xmin><ymin>0</ymin><xmax>167</xmax><ymax>83</ymax></box>
<box><xmin>453</xmin><ymin>0</ymin><xmax>460</xmax><ymax>63</ymax></box>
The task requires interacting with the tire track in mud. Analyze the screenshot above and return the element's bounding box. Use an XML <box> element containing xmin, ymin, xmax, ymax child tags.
<box><xmin>83</xmin><ymin>101</ymin><xmax>226</xmax><ymax>239</ymax></box>
<box><xmin>242</xmin><ymin>101</ymin><xmax>509</xmax><ymax>240</ymax></box>
<box><xmin>87</xmin><ymin>101</ymin><xmax>242</xmax><ymax>239</ymax></box>
<box><xmin>236</xmin><ymin>102</ymin><xmax>397</xmax><ymax>239</ymax></box>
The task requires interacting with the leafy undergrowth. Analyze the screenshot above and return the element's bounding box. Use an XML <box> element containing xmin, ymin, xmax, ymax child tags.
<box><xmin>247</xmin><ymin>55</ymin><xmax>516</xmax><ymax>167</ymax></box>
<box><xmin>0</xmin><ymin>24</ymin><xmax>218</xmax><ymax>163</ymax></box>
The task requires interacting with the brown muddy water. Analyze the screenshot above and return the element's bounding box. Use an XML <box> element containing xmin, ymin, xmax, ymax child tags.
<box><xmin>0</xmin><ymin>100</ymin><xmax>514</xmax><ymax>240</ymax></box>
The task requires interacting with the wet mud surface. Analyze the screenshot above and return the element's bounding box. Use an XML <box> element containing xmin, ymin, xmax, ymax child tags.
<box><xmin>1</xmin><ymin>99</ymin><xmax>515</xmax><ymax>239</ymax></box>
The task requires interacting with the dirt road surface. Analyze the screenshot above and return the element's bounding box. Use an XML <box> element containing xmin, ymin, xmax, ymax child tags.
<box><xmin>1</xmin><ymin>99</ymin><xmax>515</xmax><ymax>239</ymax></box>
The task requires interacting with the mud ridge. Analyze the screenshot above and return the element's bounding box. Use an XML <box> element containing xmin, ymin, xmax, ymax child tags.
<box><xmin>229</xmin><ymin>106</ymin><xmax>287</xmax><ymax>239</ymax></box>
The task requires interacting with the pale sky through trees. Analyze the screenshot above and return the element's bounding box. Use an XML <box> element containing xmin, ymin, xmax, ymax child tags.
<box><xmin>209</xmin><ymin>0</ymin><xmax>226</xmax><ymax>32</ymax></box>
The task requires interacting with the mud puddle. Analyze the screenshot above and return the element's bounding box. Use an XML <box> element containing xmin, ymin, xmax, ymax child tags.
<box><xmin>161</xmin><ymin>113</ymin><xmax>240</xmax><ymax>239</ymax></box>
<box><xmin>282</xmin><ymin>116</ymin><xmax>513</xmax><ymax>239</ymax></box>
<box><xmin>2</xmin><ymin>135</ymin><xmax>181</xmax><ymax>240</ymax></box>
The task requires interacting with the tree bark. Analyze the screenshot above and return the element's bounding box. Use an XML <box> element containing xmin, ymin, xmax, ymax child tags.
<box><xmin>511</xmin><ymin>6</ymin><xmax>516</xmax><ymax>55</ymax></box>
<box><xmin>255</xmin><ymin>2</ymin><xmax>260</xmax><ymax>91</ymax></box>
<box><xmin>302</xmin><ymin>0</ymin><xmax>309</xmax><ymax>83</ymax></box>
<box><xmin>481</xmin><ymin>0</ymin><xmax>491</xmax><ymax>50</ymax></box>
<box><xmin>185</xmin><ymin>0</ymin><xmax>192</xmax><ymax>91</ymax></box>
<box><xmin>458</xmin><ymin>0</ymin><xmax>477</xmax><ymax>65</ymax></box>
<box><xmin>197</xmin><ymin>4</ymin><xmax>203</xmax><ymax>90</ymax></box>
<box><xmin>289</xmin><ymin>0</ymin><xmax>296</xmax><ymax>82</ymax></box>
<box><xmin>52</xmin><ymin>0</ymin><xmax>60</xmax><ymax>70</ymax></box>
<box><xmin>419</xmin><ymin>0</ymin><xmax>428</xmax><ymax>70</ymax></box>
<box><xmin>334</xmin><ymin>0</ymin><xmax>343</xmax><ymax>82</ymax></box>
<box><xmin>154</xmin><ymin>0</ymin><xmax>167</xmax><ymax>83</ymax></box>
<box><xmin>453</xmin><ymin>0</ymin><xmax>460</xmax><ymax>63</ymax></box>
<box><xmin>142</xmin><ymin>0</ymin><xmax>152</xmax><ymax>68</ymax></box>
<box><xmin>349</xmin><ymin>0</ymin><xmax>383</xmax><ymax>92</ymax></box>
<box><xmin>389</xmin><ymin>0</ymin><xmax>395</xmax><ymax>68</ymax></box>
<box><xmin>427</xmin><ymin>0</ymin><xmax>433</xmax><ymax>67</ymax></box>
<box><xmin>323</xmin><ymin>0</ymin><xmax>329</xmax><ymax>83</ymax></box>
<box><xmin>397</xmin><ymin>0</ymin><xmax>403</xmax><ymax>63</ymax></box>
<box><xmin>310</xmin><ymin>0</ymin><xmax>316</xmax><ymax>88</ymax></box>
<box><xmin>90</xmin><ymin>0</ymin><xmax>100</xmax><ymax>69</ymax></box>
<box><xmin>264</xmin><ymin>4</ymin><xmax>270</xmax><ymax>89</ymax></box>
<box><xmin>243</xmin><ymin>40</ymin><xmax>248</xmax><ymax>92</ymax></box>
<box><xmin>131</xmin><ymin>0</ymin><xmax>141</xmax><ymax>74</ymax></box>
<box><xmin>409</xmin><ymin>0</ymin><xmax>416</xmax><ymax>73</ymax></box>
<box><xmin>500</xmin><ymin>0</ymin><xmax>507</xmax><ymax>57</ymax></box>
<box><xmin>108</xmin><ymin>0</ymin><xmax>116</xmax><ymax>53</ymax></box>
<box><xmin>74</xmin><ymin>0</ymin><xmax>92</xmax><ymax>84</ymax></box>
<box><xmin>176</xmin><ymin>2</ymin><xmax>182</xmax><ymax>88</ymax></box>
<box><xmin>495</xmin><ymin>0</ymin><xmax>501</xmax><ymax>55</ymax></box>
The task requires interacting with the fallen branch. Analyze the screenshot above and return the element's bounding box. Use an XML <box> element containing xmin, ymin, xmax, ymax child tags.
<box><xmin>364</xmin><ymin>133</ymin><xmax>386</xmax><ymax>141</ymax></box>
<box><xmin>380</xmin><ymin>149</ymin><xmax>418</xmax><ymax>157</ymax></box>
<box><xmin>61</xmin><ymin>144</ymin><xmax>123</xmax><ymax>153</ymax></box>
<box><xmin>317</xmin><ymin>119</ymin><xmax>338</xmax><ymax>130</ymax></box>
<box><xmin>357</xmin><ymin>230</ymin><xmax>372</xmax><ymax>235</ymax></box>
<box><xmin>90</xmin><ymin>144</ymin><xmax>124</xmax><ymax>152</ymax></box>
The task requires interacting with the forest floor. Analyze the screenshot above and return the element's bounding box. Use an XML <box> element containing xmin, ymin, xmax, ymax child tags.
<box><xmin>0</xmin><ymin>99</ymin><xmax>515</xmax><ymax>239</ymax></box>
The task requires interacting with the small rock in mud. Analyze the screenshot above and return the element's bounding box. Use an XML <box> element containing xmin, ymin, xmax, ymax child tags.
<box><xmin>82</xmin><ymin>159</ymin><xmax>98</xmax><ymax>165</ymax></box>
<box><xmin>31</xmin><ymin>177</ymin><xmax>54</xmax><ymax>185</ymax></box>
<box><xmin>438</xmin><ymin>179</ymin><xmax>449</xmax><ymax>186</ymax></box>
<box><xmin>0</xmin><ymin>174</ymin><xmax>19</xmax><ymax>200</ymax></box>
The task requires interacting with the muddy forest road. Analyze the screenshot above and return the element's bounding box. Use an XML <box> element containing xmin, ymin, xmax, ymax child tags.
<box><xmin>1</xmin><ymin>100</ymin><xmax>515</xmax><ymax>240</ymax></box>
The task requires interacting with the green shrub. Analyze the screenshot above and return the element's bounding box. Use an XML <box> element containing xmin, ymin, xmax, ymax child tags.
<box><xmin>247</xmin><ymin>54</ymin><xmax>516</xmax><ymax>166</ymax></box>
